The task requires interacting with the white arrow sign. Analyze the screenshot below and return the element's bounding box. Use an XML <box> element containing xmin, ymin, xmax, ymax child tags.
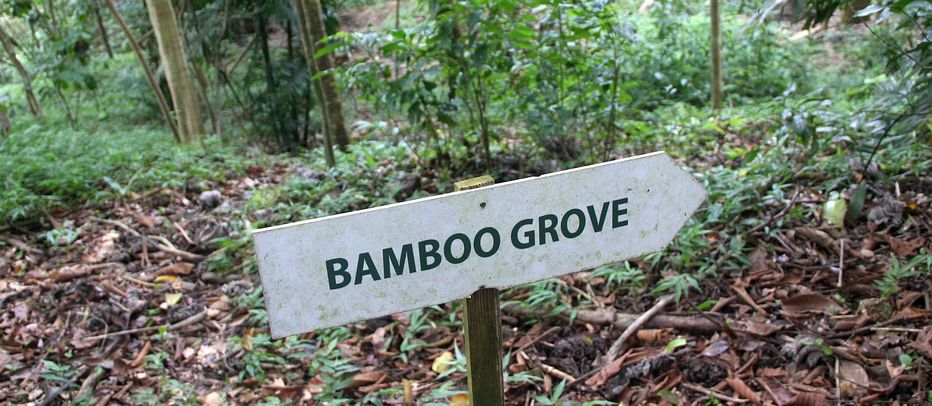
<box><xmin>254</xmin><ymin>151</ymin><xmax>706</xmax><ymax>338</ymax></box>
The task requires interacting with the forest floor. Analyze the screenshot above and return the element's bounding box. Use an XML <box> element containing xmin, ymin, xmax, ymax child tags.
<box><xmin>1</xmin><ymin>127</ymin><xmax>930</xmax><ymax>405</ymax></box>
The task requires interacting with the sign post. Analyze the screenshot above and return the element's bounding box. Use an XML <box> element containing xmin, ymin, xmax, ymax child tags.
<box><xmin>252</xmin><ymin>151</ymin><xmax>707</xmax><ymax>402</ymax></box>
<box><xmin>454</xmin><ymin>176</ymin><xmax>504</xmax><ymax>406</ymax></box>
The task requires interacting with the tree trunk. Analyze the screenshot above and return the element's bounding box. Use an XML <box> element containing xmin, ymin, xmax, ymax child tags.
<box><xmin>294</xmin><ymin>0</ymin><xmax>335</xmax><ymax>166</ymax></box>
<box><xmin>293</xmin><ymin>0</ymin><xmax>349</xmax><ymax>149</ymax></box>
<box><xmin>104</xmin><ymin>0</ymin><xmax>180</xmax><ymax>142</ymax></box>
<box><xmin>0</xmin><ymin>108</ymin><xmax>10</xmax><ymax>137</ymax></box>
<box><xmin>0</xmin><ymin>25</ymin><xmax>43</xmax><ymax>119</ymax></box>
<box><xmin>146</xmin><ymin>0</ymin><xmax>204</xmax><ymax>143</ymax></box>
<box><xmin>93</xmin><ymin>1</ymin><xmax>114</xmax><ymax>58</ymax></box>
<box><xmin>710</xmin><ymin>0</ymin><xmax>723</xmax><ymax>110</ymax></box>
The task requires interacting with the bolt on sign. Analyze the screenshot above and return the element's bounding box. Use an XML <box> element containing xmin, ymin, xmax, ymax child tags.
<box><xmin>254</xmin><ymin>151</ymin><xmax>707</xmax><ymax>338</ymax></box>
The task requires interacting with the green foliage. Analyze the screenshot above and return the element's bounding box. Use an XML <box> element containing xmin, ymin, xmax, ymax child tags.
<box><xmin>534</xmin><ymin>379</ymin><xmax>569</xmax><ymax>405</ymax></box>
<box><xmin>592</xmin><ymin>261</ymin><xmax>646</xmax><ymax>293</ymax></box>
<box><xmin>0</xmin><ymin>125</ymin><xmax>254</xmax><ymax>227</ymax></box>
<box><xmin>339</xmin><ymin>0</ymin><xmax>811</xmax><ymax>163</ymax></box>
<box><xmin>875</xmin><ymin>250</ymin><xmax>931</xmax><ymax>299</ymax></box>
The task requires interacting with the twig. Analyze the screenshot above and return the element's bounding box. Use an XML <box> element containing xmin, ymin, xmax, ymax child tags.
<box><xmin>540</xmin><ymin>363</ymin><xmax>576</xmax><ymax>383</ymax></box>
<box><xmin>749</xmin><ymin>189</ymin><xmax>801</xmax><ymax>234</ymax></box>
<box><xmin>837</xmin><ymin>239</ymin><xmax>845</xmax><ymax>288</ymax></box>
<box><xmin>172</xmin><ymin>221</ymin><xmax>195</xmax><ymax>245</ymax></box>
<box><xmin>89</xmin><ymin>217</ymin><xmax>204</xmax><ymax>261</ymax></box>
<box><xmin>0</xmin><ymin>235</ymin><xmax>42</xmax><ymax>254</ymax></box>
<box><xmin>681</xmin><ymin>382</ymin><xmax>748</xmax><ymax>403</ymax></box>
<box><xmin>732</xmin><ymin>284</ymin><xmax>767</xmax><ymax>315</ymax></box>
<box><xmin>834</xmin><ymin>357</ymin><xmax>842</xmax><ymax>402</ymax></box>
<box><xmin>515</xmin><ymin>326</ymin><xmax>561</xmax><ymax>353</ymax></box>
<box><xmin>82</xmin><ymin>310</ymin><xmax>206</xmax><ymax>341</ymax></box>
<box><xmin>864</xmin><ymin>111</ymin><xmax>909</xmax><ymax>172</ymax></box>
<box><xmin>76</xmin><ymin>366</ymin><xmax>107</xmax><ymax>401</ymax></box>
<box><xmin>602</xmin><ymin>295</ymin><xmax>673</xmax><ymax>365</ymax></box>
<box><xmin>861</xmin><ymin>21</ymin><xmax>928</xmax><ymax>71</ymax></box>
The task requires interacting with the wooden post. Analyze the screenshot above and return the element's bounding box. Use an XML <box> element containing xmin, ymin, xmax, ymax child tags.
<box><xmin>454</xmin><ymin>176</ymin><xmax>504</xmax><ymax>406</ymax></box>
<box><xmin>710</xmin><ymin>0</ymin><xmax>723</xmax><ymax>110</ymax></box>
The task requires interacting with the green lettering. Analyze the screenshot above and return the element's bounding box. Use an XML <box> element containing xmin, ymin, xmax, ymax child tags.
<box><xmin>354</xmin><ymin>253</ymin><xmax>380</xmax><ymax>285</ymax></box>
<box><xmin>418</xmin><ymin>239</ymin><xmax>441</xmax><ymax>271</ymax></box>
<box><xmin>561</xmin><ymin>208</ymin><xmax>586</xmax><ymax>238</ymax></box>
<box><xmin>474</xmin><ymin>227</ymin><xmax>500</xmax><ymax>258</ymax></box>
<box><xmin>538</xmin><ymin>214</ymin><xmax>559</xmax><ymax>245</ymax></box>
<box><xmin>511</xmin><ymin>218</ymin><xmax>535</xmax><ymax>249</ymax></box>
<box><xmin>587</xmin><ymin>201</ymin><xmax>610</xmax><ymax>232</ymax></box>
<box><xmin>383</xmin><ymin>244</ymin><xmax>415</xmax><ymax>279</ymax></box>
<box><xmin>326</xmin><ymin>258</ymin><xmax>351</xmax><ymax>290</ymax></box>
<box><xmin>444</xmin><ymin>233</ymin><xmax>471</xmax><ymax>264</ymax></box>
<box><xmin>612</xmin><ymin>198</ymin><xmax>629</xmax><ymax>228</ymax></box>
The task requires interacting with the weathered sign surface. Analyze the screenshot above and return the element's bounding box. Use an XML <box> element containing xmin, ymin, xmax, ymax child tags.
<box><xmin>254</xmin><ymin>151</ymin><xmax>706</xmax><ymax>338</ymax></box>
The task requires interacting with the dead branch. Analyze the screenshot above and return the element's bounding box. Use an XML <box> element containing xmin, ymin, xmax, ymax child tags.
<box><xmin>82</xmin><ymin>310</ymin><xmax>206</xmax><ymax>341</ymax></box>
<box><xmin>602</xmin><ymin>295</ymin><xmax>673</xmax><ymax>365</ymax></box>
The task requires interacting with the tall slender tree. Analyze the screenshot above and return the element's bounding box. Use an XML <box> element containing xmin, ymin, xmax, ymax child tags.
<box><xmin>104</xmin><ymin>0</ymin><xmax>180</xmax><ymax>141</ymax></box>
<box><xmin>294</xmin><ymin>0</ymin><xmax>335</xmax><ymax>166</ymax></box>
<box><xmin>0</xmin><ymin>24</ymin><xmax>43</xmax><ymax>119</ymax></box>
<box><xmin>293</xmin><ymin>0</ymin><xmax>350</xmax><ymax>150</ymax></box>
<box><xmin>146</xmin><ymin>0</ymin><xmax>204</xmax><ymax>143</ymax></box>
<box><xmin>710</xmin><ymin>0</ymin><xmax>723</xmax><ymax>110</ymax></box>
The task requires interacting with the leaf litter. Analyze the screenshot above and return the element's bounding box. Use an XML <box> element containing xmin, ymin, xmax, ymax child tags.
<box><xmin>0</xmin><ymin>157</ymin><xmax>929</xmax><ymax>405</ymax></box>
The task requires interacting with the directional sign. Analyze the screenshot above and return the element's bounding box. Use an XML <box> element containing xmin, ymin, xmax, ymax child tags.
<box><xmin>253</xmin><ymin>151</ymin><xmax>706</xmax><ymax>338</ymax></box>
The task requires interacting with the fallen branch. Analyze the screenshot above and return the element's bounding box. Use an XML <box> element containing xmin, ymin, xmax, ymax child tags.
<box><xmin>82</xmin><ymin>310</ymin><xmax>206</xmax><ymax>341</ymax></box>
<box><xmin>682</xmin><ymin>382</ymin><xmax>748</xmax><ymax>403</ymax></box>
<box><xmin>90</xmin><ymin>217</ymin><xmax>205</xmax><ymax>262</ymax></box>
<box><xmin>502</xmin><ymin>304</ymin><xmax>721</xmax><ymax>332</ymax></box>
<box><xmin>0</xmin><ymin>235</ymin><xmax>41</xmax><ymax>254</ymax></box>
<box><xmin>540</xmin><ymin>363</ymin><xmax>576</xmax><ymax>383</ymax></box>
<box><xmin>602</xmin><ymin>295</ymin><xmax>673</xmax><ymax>365</ymax></box>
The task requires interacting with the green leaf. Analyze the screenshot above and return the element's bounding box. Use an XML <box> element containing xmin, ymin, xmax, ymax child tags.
<box><xmin>854</xmin><ymin>4</ymin><xmax>885</xmax><ymax>17</ymax></box>
<box><xmin>665</xmin><ymin>336</ymin><xmax>687</xmax><ymax>353</ymax></box>
<box><xmin>847</xmin><ymin>182</ymin><xmax>867</xmax><ymax>222</ymax></box>
<box><xmin>314</xmin><ymin>43</ymin><xmax>341</xmax><ymax>59</ymax></box>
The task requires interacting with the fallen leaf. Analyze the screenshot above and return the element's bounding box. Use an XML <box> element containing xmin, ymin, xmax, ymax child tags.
<box><xmin>909</xmin><ymin>326</ymin><xmax>932</xmax><ymax>359</ymax></box>
<box><xmin>348</xmin><ymin>370</ymin><xmax>385</xmax><ymax>389</ymax></box>
<box><xmin>157</xmin><ymin>262</ymin><xmax>194</xmax><ymax>276</ymax></box>
<box><xmin>203</xmin><ymin>391</ymin><xmax>223</xmax><ymax>406</ymax></box>
<box><xmin>837</xmin><ymin>360</ymin><xmax>869</xmax><ymax>396</ymax></box>
<box><xmin>890</xmin><ymin>237</ymin><xmax>924</xmax><ymax>257</ymax></box>
<box><xmin>82</xmin><ymin>230</ymin><xmax>119</xmax><ymax>263</ymax></box>
<box><xmin>154</xmin><ymin>275</ymin><xmax>178</xmax><ymax>283</ymax></box>
<box><xmin>636</xmin><ymin>329</ymin><xmax>672</xmax><ymax>343</ymax></box>
<box><xmin>782</xmin><ymin>292</ymin><xmax>839</xmax><ymax>314</ymax></box>
<box><xmin>164</xmin><ymin>292</ymin><xmax>183</xmax><ymax>306</ymax></box>
<box><xmin>369</xmin><ymin>327</ymin><xmax>387</xmax><ymax>348</ymax></box>
<box><xmin>136</xmin><ymin>215</ymin><xmax>157</xmax><ymax>229</ymax></box>
<box><xmin>449</xmin><ymin>393</ymin><xmax>469</xmax><ymax>406</ymax></box>
<box><xmin>734</xmin><ymin>320</ymin><xmax>785</xmax><ymax>336</ymax></box>
<box><xmin>894</xmin><ymin>307</ymin><xmax>932</xmax><ymax>320</ymax></box>
<box><xmin>726</xmin><ymin>377</ymin><xmax>762</xmax><ymax>404</ymax></box>
<box><xmin>432</xmin><ymin>351</ymin><xmax>455</xmax><ymax>374</ymax></box>
<box><xmin>786</xmin><ymin>391</ymin><xmax>827</xmax><ymax>406</ymax></box>
<box><xmin>701</xmin><ymin>340</ymin><xmax>730</xmax><ymax>357</ymax></box>
<box><xmin>585</xmin><ymin>351</ymin><xmax>631</xmax><ymax>387</ymax></box>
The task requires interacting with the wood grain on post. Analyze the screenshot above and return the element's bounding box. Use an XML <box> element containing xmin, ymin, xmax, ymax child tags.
<box><xmin>454</xmin><ymin>176</ymin><xmax>504</xmax><ymax>406</ymax></box>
